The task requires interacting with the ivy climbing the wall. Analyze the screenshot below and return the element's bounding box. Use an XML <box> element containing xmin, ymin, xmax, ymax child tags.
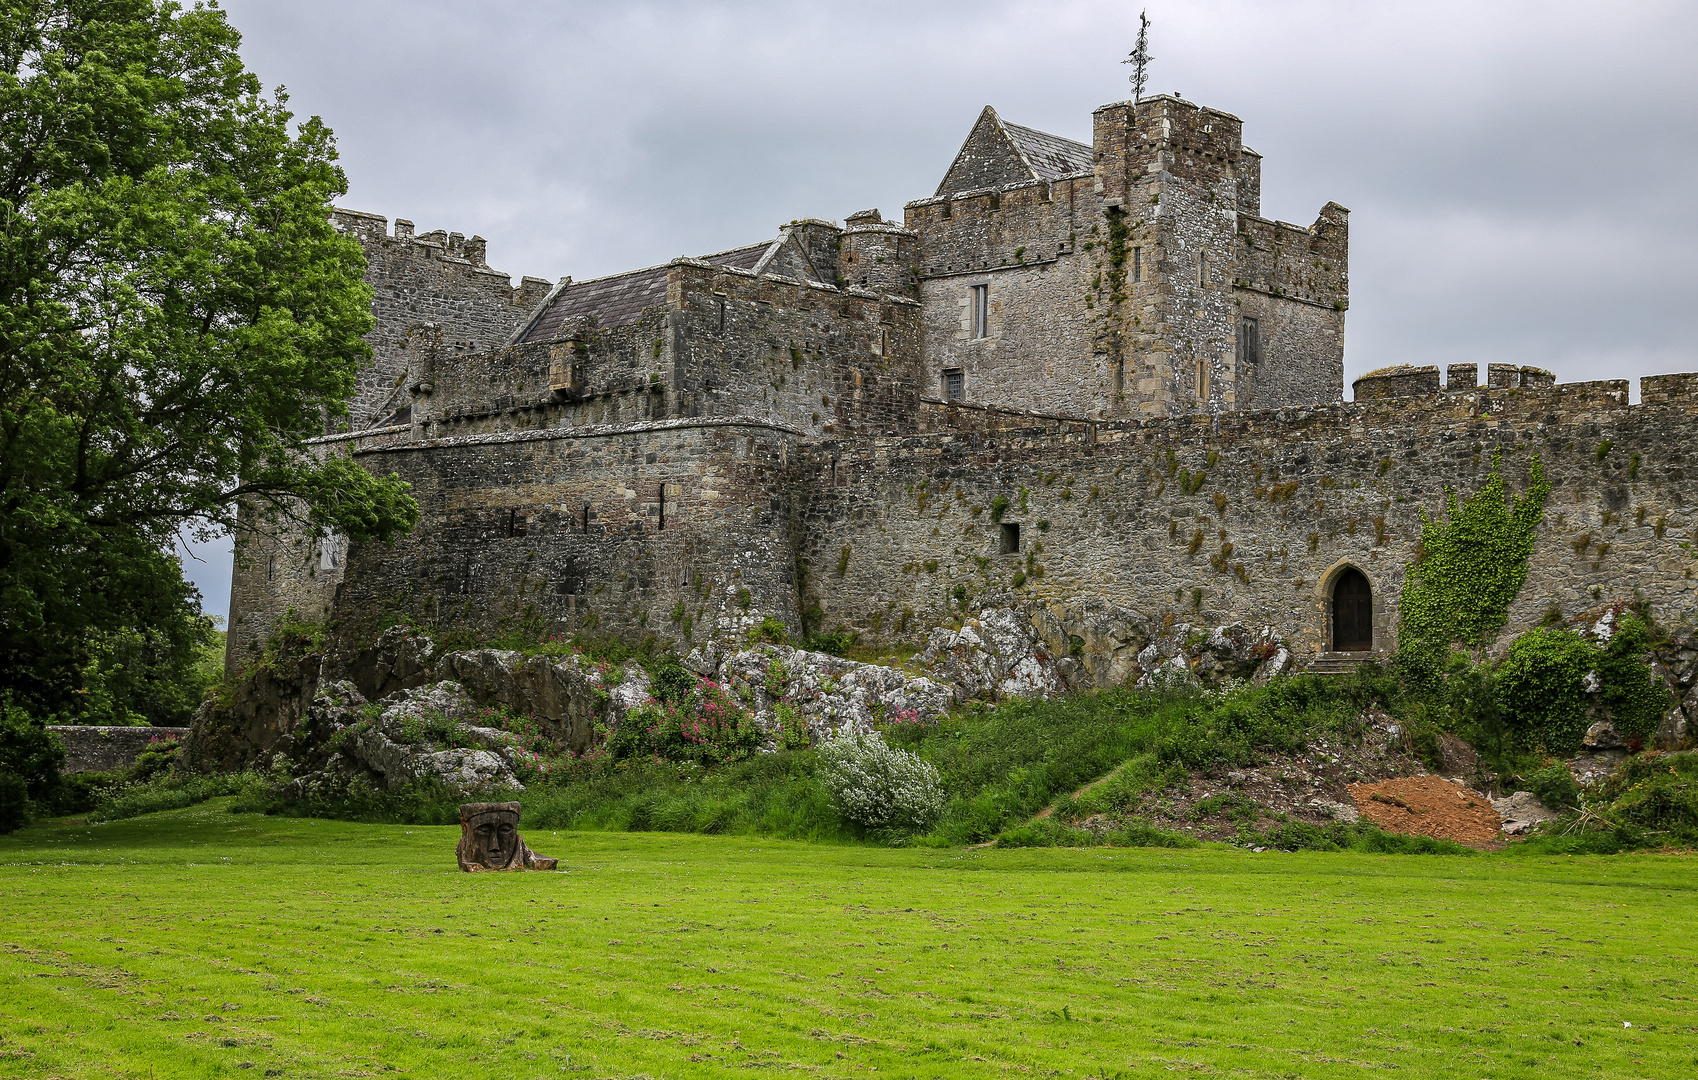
<box><xmin>1396</xmin><ymin>451</ymin><xmax>1550</xmax><ymax>677</ymax></box>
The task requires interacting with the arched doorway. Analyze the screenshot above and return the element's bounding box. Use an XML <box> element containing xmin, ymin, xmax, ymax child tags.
<box><xmin>1331</xmin><ymin>567</ymin><xmax>1373</xmax><ymax>652</ymax></box>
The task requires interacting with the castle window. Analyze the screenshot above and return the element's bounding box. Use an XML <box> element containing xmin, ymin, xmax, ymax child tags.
<box><xmin>716</xmin><ymin>297</ymin><xmax>727</xmax><ymax>332</ymax></box>
<box><xmin>971</xmin><ymin>284</ymin><xmax>988</xmax><ymax>339</ymax></box>
<box><xmin>1198</xmin><ymin>251</ymin><xmax>1206</xmax><ymax>287</ymax></box>
<box><xmin>657</xmin><ymin>484</ymin><xmax>667</xmax><ymax>530</ymax></box>
<box><xmin>266</xmin><ymin>555</ymin><xmax>275</xmax><ymax>582</ymax></box>
<box><xmin>582</xmin><ymin>504</ymin><xmax>592</xmax><ymax>532</ymax></box>
<box><xmin>999</xmin><ymin>522</ymin><xmax>1021</xmax><ymax>555</ymax></box>
<box><xmin>1196</xmin><ymin>362</ymin><xmax>1210</xmax><ymax>403</ymax></box>
<box><xmin>1132</xmin><ymin>247</ymin><xmax>1142</xmax><ymax>283</ymax></box>
<box><xmin>1239</xmin><ymin>317</ymin><xmax>1261</xmax><ymax>367</ymax></box>
<box><xmin>944</xmin><ymin>369</ymin><xmax>964</xmax><ymax>401</ymax></box>
<box><xmin>319</xmin><ymin>532</ymin><xmax>342</xmax><ymax>571</ymax></box>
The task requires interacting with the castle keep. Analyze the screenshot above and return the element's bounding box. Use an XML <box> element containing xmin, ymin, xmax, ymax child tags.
<box><xmin>227</xmin><ymin>96</ymin><xmax>1698</xmax><ymax>685</ymax></box>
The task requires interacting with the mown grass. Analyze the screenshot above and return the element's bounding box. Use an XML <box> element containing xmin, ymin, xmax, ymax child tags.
<box><xmin>1</xmin><ymin>803</ymin><xmax>1694</xmax><ymax>1079</ymax></box>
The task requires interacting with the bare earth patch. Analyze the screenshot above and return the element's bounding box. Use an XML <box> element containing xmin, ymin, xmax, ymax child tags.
<box><xmin>1347</xmin><ymin>775</ymin><xmax>1502</xmax><ymax>848</ymax></box>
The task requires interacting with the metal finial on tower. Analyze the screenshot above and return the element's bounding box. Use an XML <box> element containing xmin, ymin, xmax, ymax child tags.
<box><xmin>1122</xmin><ymin>10</ymin><xmax>1153</xmax><ymax>104</ymax></box>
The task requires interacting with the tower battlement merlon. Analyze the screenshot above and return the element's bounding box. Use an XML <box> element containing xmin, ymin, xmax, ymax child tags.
<box><xmin>325</xmin><ymin>206</ymin><xmax>556</xmax><ymax>432</ymax></box>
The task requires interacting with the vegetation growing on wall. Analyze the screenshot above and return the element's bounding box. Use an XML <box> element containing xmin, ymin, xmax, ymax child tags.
<box><xmin>1397</xmin><ymin>452</ymin><xmax>1551</xmax><ymax>675</ymax></box>
<box><xmin>1493</xmin><ymin>615</ymin><xmax>1671</xmax><ymax>754</ymax></box>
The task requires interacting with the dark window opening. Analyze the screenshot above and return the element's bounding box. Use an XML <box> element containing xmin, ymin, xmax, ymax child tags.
<box><xmin>1000</xmin><ymin>522</ymin><xmax>1021</xmax><ymax>554</ymax></box>
<box><xmin>1332</xmin><ymin>567</ymin><xmax>1373</xmax><ymax>652</ymax></box>
<box><xmin>940</xmin><ymin>199</ymin><xmax>952</xmax><ymax>220</ymax></box>
<box><xmin>944</xmin><ymin>369</ymin><xmax>964</xmax><ymax>401</ymax></box>
<box><xmin>1132</xmin><ymin>246</ymin><xmax>1142</xmax><ymax>283</ymax></box>
<box><xmin>657</xmin><ymin>485</ymin><xmax>667</xmax><ymax>530</ymax></box>
<box><xmin>1239</xmin><ymin>317</ymin><xmax>1261</xmax><ymax>367</ymax></box>
<box><xmin>505</xmin><ymin>509</ymin><xmax>527</xmax><ymax>538</ymax></box>
<box><xmin>716</xmin><ymin>297</ymin><xmax>727</xmax><ymax>332</ymax></box>
<box><xmin>266</xmin><ymin>555</ymin><xmax>275</xmax><ymax>582</ymax></box>
<box><xmin>582</xmin><ymin>504</ymin><xmax>592</xmax><ymax>532</ymax></box>
<box><xmin>971</xmin><ymin>284</ymin><xmax>988</xmax><ymax>339</ymax></box>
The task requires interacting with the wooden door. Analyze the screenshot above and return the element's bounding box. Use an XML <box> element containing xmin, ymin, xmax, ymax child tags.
<box><xmin>1332</xmin><ymin>568</ymin><xmax>1373</xmax><ymax>652</ymax></box>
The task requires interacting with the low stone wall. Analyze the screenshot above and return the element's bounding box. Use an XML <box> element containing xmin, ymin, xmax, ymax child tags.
<box><xmin>49</xmin><ymin>726</ymin><xmax>187</xmax><ymax>774</ymax></box>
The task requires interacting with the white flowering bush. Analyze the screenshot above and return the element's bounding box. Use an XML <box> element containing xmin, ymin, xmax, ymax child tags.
<box><xmin>816</xmin><ymin>732</ymin><xmax>945</xmax><ymax>835</ymax></box>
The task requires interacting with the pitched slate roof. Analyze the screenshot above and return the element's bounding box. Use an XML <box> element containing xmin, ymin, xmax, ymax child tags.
<box><xmin>1001</xmin><ymin>120</ymin><xmax>1093</xmax><ymax>180</ymax></box>
<box><xmin>517</xmin><ymin>242</ymin><xmax>771</xmax><ymax>343</ymax></box>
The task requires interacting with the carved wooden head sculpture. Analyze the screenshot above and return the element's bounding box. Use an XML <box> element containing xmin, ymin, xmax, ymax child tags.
<box><xmin>456</xmin><ymin>802</ymin><xmax>558</xmax><ymax>872</ymax></box>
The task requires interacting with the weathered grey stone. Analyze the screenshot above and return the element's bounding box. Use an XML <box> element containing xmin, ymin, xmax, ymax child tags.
<box><xmin>715</xmin><ymin>644</ymin><xmax>951</xmax><ymax>741</ymax></box>
<box><xmin>921</xmin><ymin>609</ymin><xmax>1063</xmax><ymax>702</ymax></box>
<box><xmin>47</xmin><ymin>727</ymin><xmax>189</xmax><ymax>774</ymax></box>
<box><xmin>1491</xmin><ymin>790</ymin><xmax>1564</xmax><ymax>835</ymax></box>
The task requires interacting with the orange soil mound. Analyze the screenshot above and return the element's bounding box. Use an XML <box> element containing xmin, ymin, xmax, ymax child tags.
<box><xmin>1347</xmin><ymin>775</ymin><xmax>1501</xmax><ymax>847</ymax></box>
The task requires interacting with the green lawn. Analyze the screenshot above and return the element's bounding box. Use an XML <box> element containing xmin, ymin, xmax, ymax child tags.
<box><xmin>1</xmin><ymin>802</ymin><xmax>1692</xmax><ymax>1079</ymax></box>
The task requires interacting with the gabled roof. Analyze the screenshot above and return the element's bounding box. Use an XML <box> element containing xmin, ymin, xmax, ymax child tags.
<box><xmin>1001</xmin><ymin>119</ymin><xmax>1094</xmax><ymax>181</ymax></box>
<box><xmin>517</xmin><ymin>242</ymin><xmax>770</xmax><ymax>343</ymax></box>
<box><xmin>935</xmin><ymin>106</ymin><xmax>1093</xmax><ymax>196</ymax></box>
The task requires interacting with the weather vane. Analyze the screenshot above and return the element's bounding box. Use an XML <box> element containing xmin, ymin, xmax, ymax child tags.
<box><xmin>1122</xmin><ymin>9</ymin><xmax>1152</xmax><ymax>104</ymax></box>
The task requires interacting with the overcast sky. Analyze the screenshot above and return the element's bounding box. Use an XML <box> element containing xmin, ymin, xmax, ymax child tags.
<box><xmin>182</xmin><ymin>0</ymin><xmax>1698</xmax><ymax>617</ymax></box>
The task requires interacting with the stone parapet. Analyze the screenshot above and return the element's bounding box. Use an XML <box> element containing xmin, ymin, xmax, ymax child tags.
<box><xmin>49</xmin><ymin>727</ymin><xmax>187</xmax><ymax>774</ymax></box>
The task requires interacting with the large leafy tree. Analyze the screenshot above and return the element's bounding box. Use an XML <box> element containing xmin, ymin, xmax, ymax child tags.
<box><xmin>0</xmin><ymin>1</ymin><xmax>417</xmax><ymax>720</ymax></box>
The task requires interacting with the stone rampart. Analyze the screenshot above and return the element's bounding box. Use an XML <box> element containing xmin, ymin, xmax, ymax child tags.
<box><xmin>316</xmin><ymin>418</ymin><xmax>807</xmax><ymax>661</ymax></box>
<box><xmin>49</xmin><ymin>727</ymin><xmax>187</xmax><ymax>774</ymax></box>
<box><xmin>798</xmin><ymin>377</ymin><xmax>1698</xmax><ymax>673</ymax></box>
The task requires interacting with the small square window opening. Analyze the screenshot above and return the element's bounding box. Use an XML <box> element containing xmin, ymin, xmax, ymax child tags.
<box><xmin>1000</xmin><ymin>522</ymin><xmax>1021</xmax><ymax>554</ymax></box>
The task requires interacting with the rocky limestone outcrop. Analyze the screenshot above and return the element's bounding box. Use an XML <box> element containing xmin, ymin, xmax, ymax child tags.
<box><xmin>287</xmin><ymin>681</ymin><xmax>529</xmax><ymax>798</ymax></box>
<box><xmin>707</xmin><ymin>644</ymin><xmax>951</xmax><ymax>741</ymax></box>
<box><xmin>915</xmin><ymin>602</ymin><xmax>1289</xmax><ymax>702</ymax></box>
<box><xmin>1490</xmin><ymin>790</ymin><xmax>1564</xmax><ymax>835</ymax></box>
<box><xmin>337</xmin><ymin>626</ymin><xmax>642</xmax><ymax>753</ymax></box>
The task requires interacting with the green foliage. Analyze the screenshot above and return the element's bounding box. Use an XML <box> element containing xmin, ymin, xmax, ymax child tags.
<box><xmin>1397</xmin><ymin>453</ymin><xmax>1550</xmax><ymax>674</ymax></box>
<box><xmin>803</xmin><ymin>628</ymin><xmax>860</xmax><ymax>657</ymax></box>
<box><xmin>0</xmin><ymin>1</ymin><xmax>418</xmax><ymax>720</ymax></box>
<box><xmin>1523</xmin><ymin>762</ymin><xmax>1581</xmax><ymax>809</ymax></box>
<box><xmin>0</xmin><ymin>698</ymin><xmax>66</xmax><ymax>831</ymax></box>
<box><xmin>89</xmin><ymin>769</ymin><xmax>272</xmax><ymax>824</ymax></box>
<box><xmin>608</xmin><ymin>676</ymin><xmax>763</xmax><ymax>768</ymax></box>
<box><xmin>748</xmin><ymin>616</ymin><xmax>787</xmax><ymax>646</ymax></box>
<box><xmin>77</xmin><ymin>623</ymin><xmax>222</xmax><ymax>727</ymax></box>
<box><xmin>1493</xmin><ymin>628</ymin><xmax>1596</xmax><ymax>753</ymax></box>
<box><xmin>994</xmin><ymin>817</ymin><xmax>1196</xmax><ymax>849</ymax></box>
<box><xmin>1493</xmin><ymin>616</ymin><xmax>1669</xmax><ymax>755</ymax></box>
<box><xmin>922</xmin><ymin>673</ymin><xmax>1387</xmax><ymax>845</ymax></box>
<box><xmin>1602</xmin><ymin>751</ymin><xmax>1698</xmax><ymax>839</ymax></box>
<box><xmin>1594</xmin><ymin>616</ymin><xmax>1673</xmax><ymax>740</ymax></box>
<box><xmin>989</xmin><ymin>495</ymin><xmax>1010</xmax><ymax>523</ymax></box>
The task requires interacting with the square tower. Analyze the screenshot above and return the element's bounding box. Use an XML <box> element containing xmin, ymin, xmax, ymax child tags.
<box><xmin>907</xmin><ymin>97</ymin><xmax>1347</xmax><ymax>418</ymax></box>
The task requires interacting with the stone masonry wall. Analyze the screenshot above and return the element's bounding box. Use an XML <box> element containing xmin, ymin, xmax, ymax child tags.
<box><xmin>330</xmin><ymin>209</ymin><xmax>555</xmax><ymax>431</ymax></box>
<box><xmin>798</xmin><ymin>377</ymin><xmax>1698</xmax><ymax>676</ymax></box>
<box><xmin>414</xmin><ymin>262</ymin><xmax>925</xmax><ymax>440</ymax></box>
<box><xmin>908</xmin><ymin>177</ymin><xmax>1107</xmax><ymax>417</ymax></box>
<box><xmin>320</xmin><ymin>419</ymin><xmax>806</xmax><ymax>658</ymax></box>
<box><xmin>48</xmin><ymin>727</ymin><xmax>189</xmax><ymax>773</ymax></box>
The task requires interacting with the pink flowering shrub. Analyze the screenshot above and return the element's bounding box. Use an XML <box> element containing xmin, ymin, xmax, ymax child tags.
<box><xmin>607</xmin><ymin>676</ymin><xmax>762</xmax><ymax>766</ymax></box>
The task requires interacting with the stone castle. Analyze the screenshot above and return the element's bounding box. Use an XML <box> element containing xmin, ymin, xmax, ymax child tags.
<box><xmin>227</xmin><ymin>94</ymin><xmax>1698</xmax><ymax>690</ymax></box>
